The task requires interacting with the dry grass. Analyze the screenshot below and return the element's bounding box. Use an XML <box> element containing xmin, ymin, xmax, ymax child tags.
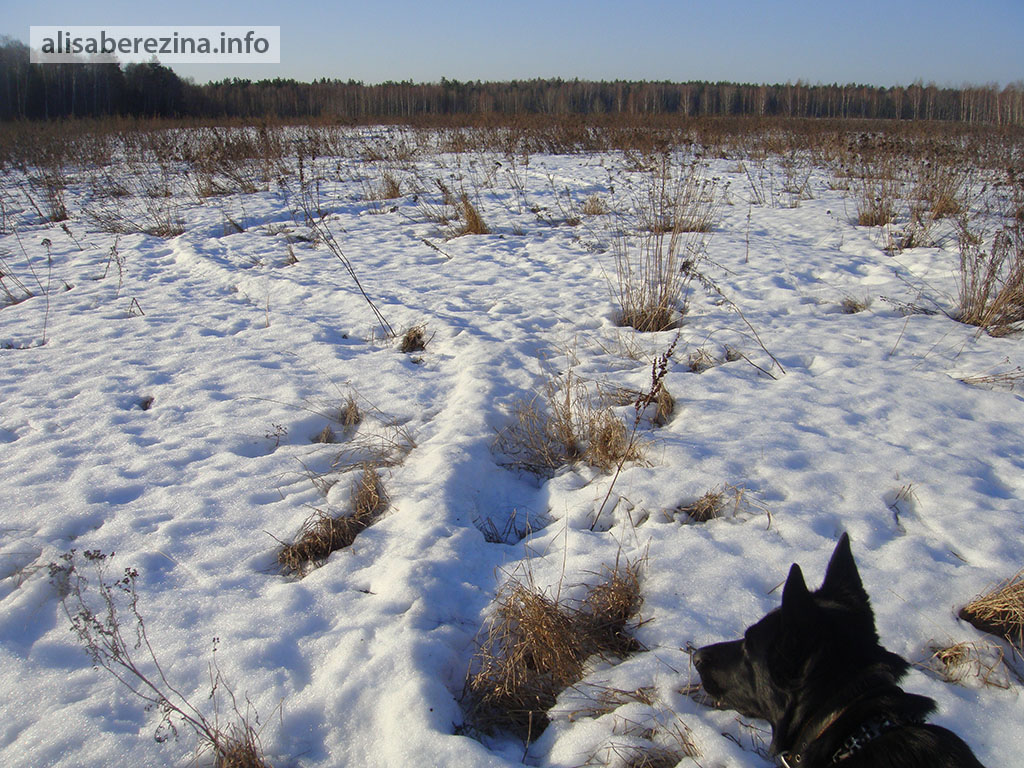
<box><xmin>956</xmin><ymin>217</ymin><xmax>1024</xmax><ymax>336</ymax></box>
<box><xmin>686</xmin><ymin>348</ymin><xmax>717</xmax><ymax>373</ymax></box>
<box><xmin>209</xmin><ymin>722</ymin><xmax>272</xmax><ymax>768</ymax></box>
<box><xmin>311</xmin><ymin>425</ymin><xmax>337</xmax><ymax>444</ymax></box>
<box><xmin>330</xmin><ymin>421</ymin><xmax>416</xmax><ymax>472</ymax></box>
<box><xmin>677</xmin><ymin>492</ymin><xmax>725</xmax><ymax>523</ymax></box>
<box><xmin>612</xmin><ymin>231</ymin><xmax>687</xmax><ymax>333</ymax></box>
<box><xmin>456</xmin><ymin>192</ymin><xmax>490</xmax><ymax>236</ymax></box>
<box><xmin>582</xmin><ymin>194</ymin><xmax>610</xmax><ymax>216</ymax></box>
<box><xmin>649</xmin><ymin>386</ymin><xmax>675</xmax><ymax>427</ymax></box>
<box><xmin>574</xmin><ymin>701</ymin><xmax>701</xmax><ymax>768</ymax></box>
<box><xmin>375</xmin><ymin>171</ymin><xmax>402</xmax><ymax>200</ymax></box>
<box><xmin>583</xmin><ymin>738</ymin><xmax>699</xmax><ymax>768</ymax></box>
<box><xmin>606</xmin><ymin>384</ymin><xmax>675</xmax><ymax>427</ymax></box>
<box><xmin>854</xmin><ymin>165</ymin><xmax>900</xmax><ymax>227</ymax></box>
<box><xmin>338</xmin><ymin>395</ymin><xmax>362</xmax><ymax>432</ymax></box>
<box><xmin>634</xmin><ymin>157</ymin><xmax>719</xmax><ymax>235</ymax></box>
<box><xmin>840</xmin><ymin>295</ymin><xmax>871</xmax><ymax>314</ymax></box>
<box><xmin>307</xmin><ymin>393</ymin><xmax>362</xmax><ymax>445</ymax></box>
<box><xmin>925</xmin><ymin>640</ymin><xmax>1012</xmax><ymax>689</ymax></box>
<box><xmin>958</xmin><ymin>365</ymin><xmax>1024</xmax><ymax>391</ymax></box>
<box><xmin>495</xmin><ymin>371</ymin><xmax>645</xmax><ymax>476</ymax></box>
<box><xmin>857</xmin><ymin>190</ymin><xmax>897</xmax><ymax>227</ymax></box>
<box><xmin>913</xmin><ymin>161</ymin><xmax>965</xmax><ymax>220</ymax></box>
<box><xmin>611</xmin><ymin>159</ymin><xmax>717</xmax><ymax>332</ymax></box>
<box><xmin>400</xmin><ymin>324</ymin><xmax>428</xmax><ymax>353</ymax></box>
<box><xmin>577</xmin><ymin>564</ymin><xmax>644</xmax><ymax>657</ymax></box>
<box><xmin>351</xmin><ymin>464</ymin><xmax>386</xmax><ymax>518</ymax></box>
<box><xmin>564</xmin><ymin>684</ymin><xmax>657</xmax><ymax>721</ymax></box>
<box><xmin>464</xmin><ymin>561</ymin><xmax>644</xmax><ymax>741</ymax></box>
<box><xmin>475</xmin><ymin>508</ymin><xmax>545</xmax><ymax>544</ymax></box>
<box><xmin>278</xmin><ymin>466</ymin><xmax>388</xmax><ymax>576</ymax></box>
<box><xmin>958</xmin><ymin>570</ymin><xmax>1024</xmax><ymax>651</ymax></box>
<box><xmin>673</xmin><ymin>484</ymin><xmax>752</xmax><ymax>524</ymax></box>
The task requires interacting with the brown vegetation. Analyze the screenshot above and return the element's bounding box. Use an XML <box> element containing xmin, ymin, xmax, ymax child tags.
<box><xmin>464</xmin><ymin>561</ymin><xmax>644</xmax><ymax>741</ymax></box>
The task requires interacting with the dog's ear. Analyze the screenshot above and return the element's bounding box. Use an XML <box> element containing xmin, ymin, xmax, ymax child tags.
<box><xmin>820</xmin><ymin>533</ymin><xmax>870</xmax><ymax>607</ymax></box>
<box><xmin>781</xmin><ymin>563</ymin><xmax>814</xmax><ymax>622</ymax></box>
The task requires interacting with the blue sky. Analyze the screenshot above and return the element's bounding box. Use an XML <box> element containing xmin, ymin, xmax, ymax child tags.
<box><xmin>8</xmin><ymin>0</ymin><xmax>1023</xmax><ymax>86</ymax></box>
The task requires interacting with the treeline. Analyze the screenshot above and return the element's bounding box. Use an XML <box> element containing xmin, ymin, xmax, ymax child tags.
<box><xmin>2</xmin><ymin>38</ymin><xmax>1023</xmax><ymax>125</ymax></box>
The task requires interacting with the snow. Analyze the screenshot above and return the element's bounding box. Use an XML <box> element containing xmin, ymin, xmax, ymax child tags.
<box><xmin>1</xmin><ymin>127</ymin><xmax>1021</xmax><ymax>767</ymax></box>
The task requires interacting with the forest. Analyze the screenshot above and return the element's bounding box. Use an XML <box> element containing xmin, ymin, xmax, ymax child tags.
<box><xmin>2</xmin><ymin>38</ymin><xmax>1022</xmax><ymax>124</ymax></box>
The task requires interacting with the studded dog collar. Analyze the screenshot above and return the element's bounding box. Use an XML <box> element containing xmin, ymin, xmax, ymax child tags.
<box><xmin>777</xmin><ymin>712</ymin><xmax>923</xmax><ymax>767</ymax></box>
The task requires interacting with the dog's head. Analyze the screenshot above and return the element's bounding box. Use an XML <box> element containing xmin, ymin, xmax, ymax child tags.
<box><xmin>692</xmin><ymin>534</ymin><xmax>908</xmax><ymax>731</ymax></box>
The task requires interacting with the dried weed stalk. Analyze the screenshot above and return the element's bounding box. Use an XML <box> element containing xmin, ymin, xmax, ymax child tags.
<box><xmin>591</xmin><ymin>338</ymin><xmax>676</xmax><ymax>530</ymax></box>
<box><xmin>48</xmin><ymin>551</ymin><xmax>272</xmax><ymax>768</ymax></box>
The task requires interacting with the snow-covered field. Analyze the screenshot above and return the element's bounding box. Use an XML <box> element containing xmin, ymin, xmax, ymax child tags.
<box><xmin>1</xmin><ymin>125</ymin><xmax>1021</xmax><ymax>767</ymax></box>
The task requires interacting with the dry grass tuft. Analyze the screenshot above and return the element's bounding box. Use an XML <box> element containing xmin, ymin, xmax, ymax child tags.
<box><xmin>613</xmin><ymin>232</ymin><xmax>687</xmax><ymax>333</ymax></box>
<box><xmin>338</xmin><ymin>395</ymin><xmax>362</xmax><ymax>432</ymax></box>
<box><xmin>475</xmin><ymin>508</ymin><xmax>544</xmax><ymax>544</ymax></box>
<box><xmin>687</xmin><ymin>348</ymin><xmax>717</xmax><ymax>373</ymax></box>
<box><xmin>926</xmin><ymin>640</ymin><xmax>1011</xmax><ymax>689</ymax></box>
<box><xmin>579</xmin><ymin>716</ymin><xmax>701</xmax><ymax>768</ymax></box>
<box><xmin>958</xmin><ymin>365</ymin><xmax>1024</xmax><ymax>391</ymax></box>
<box><xmin>456</xmin><ymin>192</ymin><xmax>490</xmax><ymax>236</ymax></box>
<box><xmin>400</xmin><ymin>324</ymin><xmax>428</xmax><ymax>353</ymax></box>
<box><xmin>577</xmin><ymin>564</ymin><xmax>644</xmax><ymax>658</ymax></box>
<box><xmin>210</xmin><ymin>722</ymin><xmax>272</xmax><ymax>768</ymax></box>
<box><xmin>582</xmin><ymin>194</ymin><xmax>610</xmax><ymax>216</ymax></box>
<box><xmin>603</xmin><ymin>384</ymin><xmax>675</xmax><ymax>428</ymax></box>
<box><xmin>379</xmin><ymin>172</ymin><xmax>402</xmax><ymax>200</ymax></box>
<box><xmin>586</xmin><ymin>412</ymin><xmax>635</xmax><ymax>474</ymax></box>
<box><xmin>913</xmin><ymin>162</ymin><xmax>965</xmax><ymax>220</ymax></box>
<box><xmin>464</xmin><ymin>561</ymin><xmax>644</xmax><ymax>741</ymax></box>
<box><xmin>465</xmin><ymin>582</ymin><xmax>576</xmax><ymax>740</ymax></box>
<box><xmin>956</xmin><ymin>218</ymin><xmax>1024</xmax><ymax>336</ymax></box>
<box><xmin>958</xmin><ymin>570</ymin><xmax>1024</xmax><ymax>651</ymax></box>
<box><xmin>495</xmin><ymin>371</ymin><xmax>645</xmax><ymax>476</ymax></box>
<box><xmin>678</xmin><ymin>492</ymin><xmax>724</xmax><ymax>523</ymax></box>
<box><xmin>854</xmin><ymin>166</ymin><xmax>900</xmax><ymax>227</ymax></box>
<box><xmin>857</xmin><ymin>196</ymin><xmax>896</xmax><ymax>227</ymax></box>
<box><xmin>674</xmin><ymin>484</ymin><xmax>751</xmax><ymax>524</ymax></box>
<box><xmin>585</xmin><ymin>742</ymin><xmax>694</xmax><ymax>768</ymax></box>
<box><xmin>278</xmin><ymin>466</ymin><xmax>388</xmax><ymax>576</ymax></box>
<box><xmin>611</xmin><ymin>160</ymin><xmax>713</xmax><ymax>332</ymax></box>
<box><xmin>650</xmin><ymin>386</ymin><xmax>675</xmax><ymax>427</ymax></box>
<box><xmin>841</xmin><ymin>296</ymin><xmax>871</xmax><ymax>314</ymax></box>
<box><xmin>311</xmin><ymin>425</ymin><xmax>336</xmax><ymax>444</ymax></box>
<box><xmin>351</xmin><ymin>464</ymin><xmax>386</xmax><ymax>519</ymax></box>
<box><xmin>277</xmin><ymin>509</ymin><xmax>365</xmax><ymax>575</ymax></box>
<box><xmin>565</xmin><ymin>684</ymin><xmax>657</xmax><ymax>720</ymax></box>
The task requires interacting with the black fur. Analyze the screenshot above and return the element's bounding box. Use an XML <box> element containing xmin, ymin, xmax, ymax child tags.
<box><xmin>693</xmin><ymin>534</ymin><xmax>986</xmax><ymax>767</ymax></box>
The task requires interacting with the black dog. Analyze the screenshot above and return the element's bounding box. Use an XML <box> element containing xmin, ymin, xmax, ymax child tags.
<box><xmin>693</xmin><ymin>534</ymin><xmax>986</xmax><ymax>767</ymax></box>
